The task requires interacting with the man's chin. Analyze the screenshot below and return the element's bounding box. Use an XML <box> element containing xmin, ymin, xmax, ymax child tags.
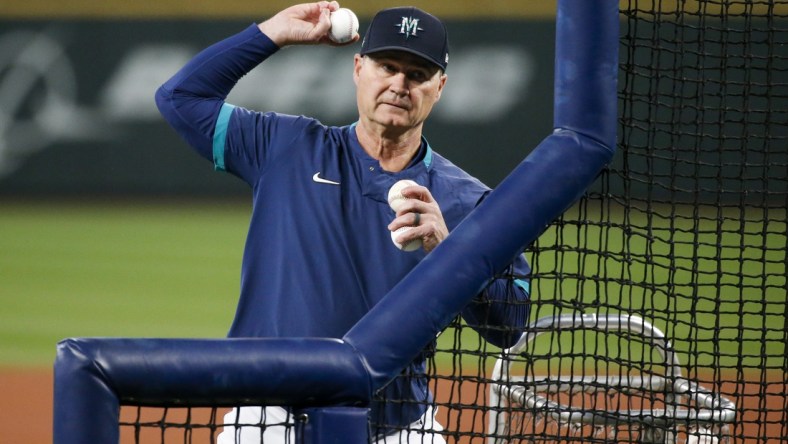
<box><xmin>376</xmin><ymin>113</ymin><xmax>412</xmax><ymax>128</ymax></box>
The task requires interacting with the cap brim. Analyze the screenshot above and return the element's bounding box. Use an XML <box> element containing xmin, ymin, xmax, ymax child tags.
<box><xmin>361</xmin><ymin>46</ymin><xmax>446</xmax><ymax>71</ymax></box>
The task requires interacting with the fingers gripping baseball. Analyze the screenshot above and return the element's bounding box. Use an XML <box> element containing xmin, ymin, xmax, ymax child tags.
<box><xmin>412</xmin><ymin>202</ymin><xmax>449</xmax><ymax>253</ymax></box>
<box><xmin>258</xmin><ymin>2</ymin><xmax>341</xmax><ymax>47</ymax></box>
<box><xmin>387</xmin><ymin>182</ymin><xmax>449</xmax><ymax>253</ymax></box>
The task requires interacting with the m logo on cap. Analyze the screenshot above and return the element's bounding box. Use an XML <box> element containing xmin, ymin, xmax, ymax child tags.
<box><xmin>396</xmin><ymin>16</ymin><xmax>423</xmax><ymax>38</ymax></box>
<box><xmin>361</xmin><ymin>7</ymin><xmax>448</xmax><ymax>71</ymax></box>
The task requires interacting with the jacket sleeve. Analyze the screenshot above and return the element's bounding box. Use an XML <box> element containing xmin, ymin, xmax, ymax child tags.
<box><xmin>154</xmin><ymin>24</ymin><xmax>280</xmax><ymax>163</ymax></box>
<box><xmin>460</xmin><ymin>254</ymin><xmax>531</xmax><ymax>349</ymax></box>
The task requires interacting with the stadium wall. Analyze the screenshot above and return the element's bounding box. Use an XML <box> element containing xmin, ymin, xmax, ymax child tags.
<box><xmin>1</xmin><ymin>7</ymin><xmax>785</xmax><ymax>201</ymax></box>
<box><xmin>0</xmin><ymin>18</ymin><xmax>555</xmax><ymax>196</ymax></box>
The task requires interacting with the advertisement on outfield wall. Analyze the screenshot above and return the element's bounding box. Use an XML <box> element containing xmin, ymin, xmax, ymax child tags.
<box><xmin>0</xmin><ymin>20</ymin><xmax>556</xmax><ymax>196</ymax></box>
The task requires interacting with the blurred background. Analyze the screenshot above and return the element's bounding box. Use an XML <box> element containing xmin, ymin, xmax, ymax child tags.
<box><xmin>0</xmin><ymin>0</ymin><xmax>557</xmax><ymax>198</ymax></box>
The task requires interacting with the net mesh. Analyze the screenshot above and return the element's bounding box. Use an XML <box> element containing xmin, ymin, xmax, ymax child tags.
<box><xmin>119</xmin><ymin>407</ymin><xmax>221</xmax><ymax>443</ymax></box>
<box><xmin>119</xmin><ymin>1</ymin><xmax>787</xmax><ymax>442</ymax></box>
<box><xmin>119</xmin><ymin>406</ymin><xmax>296</xmax><ymax>443</ymax></box>
<box><xmin>434</xmin><ymin>1</ymin><xmax>787</xmax><ymax>442</ymax></box>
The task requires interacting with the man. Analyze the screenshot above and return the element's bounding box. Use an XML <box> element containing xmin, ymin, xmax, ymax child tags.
<box><xmin>155</xmin><ymin>2</ymin><xmax>530</xmax><ymax>443</ymax></box>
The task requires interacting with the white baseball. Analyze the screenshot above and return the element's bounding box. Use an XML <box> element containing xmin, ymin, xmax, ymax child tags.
<box><xmin>391</xmin><ymin>226</ymin><xmax>423</xmax><ymax>252</ymax></box>
<box><xmin>387</xmin><ymin>179</ymin><xmax>422</xmax><ymax>252</ymax></box>
<box><xmin>387</xmin><ymin>179</ymin><xmax>419</xmax><ymax>212</ymax></box>
<box><xmin>328</xmin><ymin>8</ymin><xmax>359</xmax><ymax>44</ymax></box>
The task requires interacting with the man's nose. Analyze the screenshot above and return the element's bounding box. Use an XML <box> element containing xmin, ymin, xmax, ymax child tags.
<box><xmin>389</xmin><ymin>73</ymin><xmax>410</xmax><ymax>96</ymax></box>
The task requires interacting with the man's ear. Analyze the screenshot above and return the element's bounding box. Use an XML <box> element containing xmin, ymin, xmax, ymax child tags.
<box><xmin>353</xmin><ymin>54</ymin><xmax>364</xmax><ymax>86</ymax></box>
<box><xmin>435</xmin><ymin>73</ymin><xmax>447</xmax><ymax>101</ymax></box>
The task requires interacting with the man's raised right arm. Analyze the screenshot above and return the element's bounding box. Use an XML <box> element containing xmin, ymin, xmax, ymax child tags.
<box><xmin>154</xmin><ymin>25</ymin><xmax>280</xmax><ymax>160</ymax></box>
<box><xmin>154</xmin><ymin>2</ymin><xmax>357</xmax><ymax>161</ymax></box>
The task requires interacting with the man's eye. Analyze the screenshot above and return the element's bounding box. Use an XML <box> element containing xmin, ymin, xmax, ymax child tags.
<box><xmin>409</xmin><ymin>71</ymin><xmax>428</xmax><ymax>82</ymax></box>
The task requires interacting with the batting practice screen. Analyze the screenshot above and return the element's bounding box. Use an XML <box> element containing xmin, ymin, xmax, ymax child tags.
<box><xmin>55</xmin><ymin>1</ymin><xmax>786</xmax><ymax>443</ymax></box>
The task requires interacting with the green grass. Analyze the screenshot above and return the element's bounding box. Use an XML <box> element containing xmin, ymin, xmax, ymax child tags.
<box><xmin>1</xmin><ymin>200</ymin><xmax>784</xmax><ymax>378</ymax></box>
<box><xmin>0</xmin><ymin>200</ymin><xmax>248</xmax><ymax>366</ymax></box>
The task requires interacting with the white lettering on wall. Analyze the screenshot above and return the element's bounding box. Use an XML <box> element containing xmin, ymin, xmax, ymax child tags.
<box><xmin>101</xmin><ymin>45</ymin><xmax>196</xmax><ymax>120</ymax></box>
<box><xmin>0</xmin><ymin>30</ymin><xmax>108</xmax><ymax>176</ymax></box>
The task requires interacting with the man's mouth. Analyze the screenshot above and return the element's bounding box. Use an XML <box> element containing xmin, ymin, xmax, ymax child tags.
<box><xmin>381</xmin><ymin>101</ymin><xmax>410</xmax><ymax>110</ymax></box>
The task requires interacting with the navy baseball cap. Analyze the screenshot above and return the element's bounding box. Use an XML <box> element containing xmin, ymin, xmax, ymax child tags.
<box><xmin>360</xmin><ymin>6</ymin><xmax>449</xmax><ymax>71</ymax></box>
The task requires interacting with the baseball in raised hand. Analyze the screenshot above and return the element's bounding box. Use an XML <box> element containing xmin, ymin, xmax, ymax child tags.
<box><xmin>258</xmin><ymin>2</ymin><xmax>344</xmax><ymax>47</ymax></box>
<box><xmin>327</xmin><ymin>8</ymin><xmax>359</xmax><ymax>44</ymax></box>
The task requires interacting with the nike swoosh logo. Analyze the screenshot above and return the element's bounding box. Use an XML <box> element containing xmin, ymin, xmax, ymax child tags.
<box><xmin>312</xmin><ymin>172</ymin><xmax>340</xmax><ymax>185</ymax></box>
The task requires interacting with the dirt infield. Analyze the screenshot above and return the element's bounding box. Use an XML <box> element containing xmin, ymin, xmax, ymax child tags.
<box><xmin>0</xmin><ymin>368</ymin><xmax>53</xmax><ymax>444</ymax></box>
<box><xmin>2</xmin><ymin>368</ymin><xmax>785</xmax><ymax>443</ymax></box>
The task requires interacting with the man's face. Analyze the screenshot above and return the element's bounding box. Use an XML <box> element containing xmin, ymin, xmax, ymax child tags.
<box><xmin>353</xmin><ymin>51</ymin><xmax>447</xmax><ymax>131</ymax></box>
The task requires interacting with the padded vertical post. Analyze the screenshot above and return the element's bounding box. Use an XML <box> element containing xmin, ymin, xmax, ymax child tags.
<box><xmin>54</xmin><ymin>339</ymin><xmax>121</xmax><ymax>443</ymax></box>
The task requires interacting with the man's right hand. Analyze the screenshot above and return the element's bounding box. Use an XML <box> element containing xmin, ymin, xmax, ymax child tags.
<box><xmin>258</xmin><ymin>2</ymin><xmax>357</xmax><ymax>47</ymax></box>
